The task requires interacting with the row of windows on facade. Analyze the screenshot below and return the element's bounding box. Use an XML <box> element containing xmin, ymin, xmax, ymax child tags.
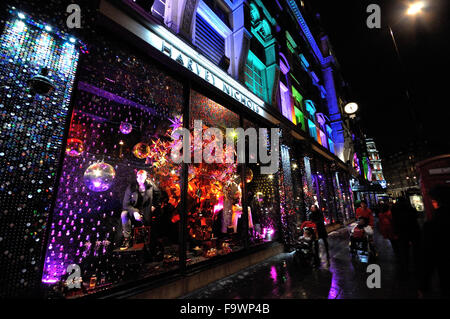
<box><xmin>143</xmin><ymin>0</ymin><xmax>335</xmax><ymax>155</ymax></box>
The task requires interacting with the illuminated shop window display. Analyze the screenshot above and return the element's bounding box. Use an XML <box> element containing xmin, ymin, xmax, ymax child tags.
<box><xmin>42</xmin><ymin>34</ymin><xmax>183</xmax><ymax>296</ymax></box>
<box><xmin>278</xmin><ymin>144</ymin><xmax>296</xmax><ymax>245</ymax></box>
<box><xmin>187</xmin><ymin>91</ymin><xmax>243</xmax><ymax>264</ymax></box>
<box><xmin>312</xmin><ymin>159</ymin><xmax>335</xmax><ymax>225</ymax></box>
<box><xmin>302</xmin><ymin>156</ymin><xmax>318</xmax><ymax>210</ymax></box>
<box><xmin>243</xmin><ymin>119</ymin><xmax>280</xmax><ymax>246</ymax></box>
<box><xmin>289</xmin><ymin>156</ymin><xmax>307</xmax><ymax>239</ymax></box>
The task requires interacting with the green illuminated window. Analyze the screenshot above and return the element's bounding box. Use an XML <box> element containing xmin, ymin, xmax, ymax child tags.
<box><xmin>245</xmin><ymin>51</ymin><xmax>266</xmax><ymax>101</ymax></box>
<box><xmin>292</xmin><ymin>86</ymin><xmax>305</xmax><ymax>131</ymax></box>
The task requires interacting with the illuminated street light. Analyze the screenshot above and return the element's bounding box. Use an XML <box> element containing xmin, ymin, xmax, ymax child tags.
<box><xmin>344</xmin><ymin>102</ymin><xmax>358</xmax><ymax>115</ymax></box>
<box><xmin>407</xmin><ymin>2</ymin><xmax>425</xmax><ymax>16</ymax></box>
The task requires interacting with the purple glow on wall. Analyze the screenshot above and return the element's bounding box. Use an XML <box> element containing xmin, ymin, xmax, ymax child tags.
<box><xmin>279</xmin><ymin>52</ymin><xmax>290</xmax><ymax>75</ymax></box>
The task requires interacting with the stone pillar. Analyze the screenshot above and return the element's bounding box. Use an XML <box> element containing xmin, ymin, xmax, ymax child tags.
<box><xmin>322</xmin><ymin>61</ymin><xmax>345</xmax><ymax>162</ymax></box>
<box><xmin>265</xmin><ymin>40</ymin><xmax>279</xmax><ymax>106</ymax></box>
<box><xmin>231</xmin><ymin>1</ymin><xmax>252</xmax><ymax>81</ymax></box>
<box><xmin>165</xmin><ymin>0</ymin><xmax>200</xmax><ymax>41</ymax></box>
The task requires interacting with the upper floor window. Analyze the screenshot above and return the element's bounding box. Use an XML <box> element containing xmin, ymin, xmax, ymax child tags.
<box><xmin>279</xmin><ymin>82</ymin><xmax>292</xmax><ymax>122</ymax></box>
<box><xmin>305</xmin><ymin>99</ymin><xmax>316</xmax><ymax>120</ymax></box>
<box><xmin>245</xmin><ymin>51</ymin><xmax>266</xmax><ymax>101</ymax></box>
<box><xmin>203</xmin><ymin>0</ymin><xmax>231</xmax><ymax>28</ymax></box>
<box><xmin>308</xmin><ymin>119</ymin><xmax>317</xmax><ymax>142</ymax></box>
<box><xmin>194</xmin><ymin>13</ymin><xmax>226</xmax><ymax>66</ymax></box>
<box><xmin>151</xmin><ymin>0</ymin><xmax>167</xmax><ymax>20</ymax></box>
<box><xmin>292</xmin><ymin>86</ymin><xmax>306</xmax><ymax>131</ymax></box>
<box><xmin>299</xmin><ymin>54</ymin><xmax>310</xmax><ymax>71</ymax></box>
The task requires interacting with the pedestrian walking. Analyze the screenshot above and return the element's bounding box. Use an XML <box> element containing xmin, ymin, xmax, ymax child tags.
<box><xmin>356</xmin><ymin>200</ymin><xmax>374</xmax><ymax>226</ymax></box>
<box><xmin>378</xmin><ymin>203</ymin><xmax>400</xmax><ymax>260</ymax></box>
<box><xmin>418</xmin><ymin>185</ymin><xmax>450</xmax><ymax>298</ymax></box>
<box><xmin>391</xmin><ymin>196</ymin><xmax>421</xmax><ymax>278</ymax></box>
<box><xmin>309</xmin><ymin>204</ymin><xmax>330</xmax><ymax>264</ymax></box>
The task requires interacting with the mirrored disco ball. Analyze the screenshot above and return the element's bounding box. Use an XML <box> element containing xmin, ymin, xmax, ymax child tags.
<box><xmin>133</xmin><ymin>142</ymin><xmax>150</xmax><ymax>159</ymax></box>
<box><xmin>65</xmin><ymin>138</ymin><xmax>84</xmax><ymax>157</ymax></box>
<box><xmin>119</xmin><ymin>122</ymin><xmax>132</xmax><ymax>134</ymax></box>
<box><xmin>83</xmin><ymin>162</ymin><xmax>116</xmax><ymax>192</ymax></box>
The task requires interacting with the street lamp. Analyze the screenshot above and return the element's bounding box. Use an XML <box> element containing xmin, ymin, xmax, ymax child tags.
<box><xmin>406</xmin><ymin>1</ymin><xmax>425</xmax><ymax>16</ymax></box>
<box><xmin>387</xmin><ymin>1</ymin><xmax>425</xmax><ymax>137</ymax></box>
<box><xmin>342</xmin><ymin>102</ymin><xmax>359</xmax><ymax>169</ymax></box>
<box><xmin>344</xmin><ymin>102</ymin><xmax>358</xmax><ymax>119</ymax></box>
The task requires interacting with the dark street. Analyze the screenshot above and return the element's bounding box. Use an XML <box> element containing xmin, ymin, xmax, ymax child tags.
<box><xmin>182</xmin><ymin>223</ymin><xmax>435</xmax><ymax>299</ymax></box>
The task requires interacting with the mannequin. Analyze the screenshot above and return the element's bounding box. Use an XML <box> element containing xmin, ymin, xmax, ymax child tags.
<box><xmin>120</xmin><ymin>170</ymin><xmax>156</xmax><ymax>250</ymax></box>
<box><xmin>222</xmin><ymin>181</ymin><xmax>240</xmax><ymax>234</ymax></box>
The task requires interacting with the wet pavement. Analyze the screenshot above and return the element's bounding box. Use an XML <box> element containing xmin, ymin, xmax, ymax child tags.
<box><xmin>181</xmin><ymin>224</ymin><xmax>427</xmax><ymax>299</ymax></box>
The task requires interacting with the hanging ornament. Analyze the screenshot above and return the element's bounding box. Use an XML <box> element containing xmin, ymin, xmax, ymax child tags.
<box><xmin>65</xmin><ymin>138</ymin><xmax>84</xmax><ymax>157</ymax></box>
<box><xmin>83</xmin><ymin>162</ymin><xmax>116</xmax><ymax>192</ymax></box>
<box><xmin>133</xmin><ymin>142</ymin><xmax>150</xmax><ymax>159</ymax></box>
<box><xmin>119</xmin><ymin>122</ymin><xmax>132</xmax><ymax>134</ymax></box>
<box><xmin>246</xmin><ymin>168</ymin><xmax>253</xmax><ymax>183</ymax></box>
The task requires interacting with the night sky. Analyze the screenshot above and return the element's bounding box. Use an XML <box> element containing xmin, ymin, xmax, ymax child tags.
<box><xmin>311</xmin><ymin>0</ymin><xmax>450</xmax><ymax>157</ymax></box>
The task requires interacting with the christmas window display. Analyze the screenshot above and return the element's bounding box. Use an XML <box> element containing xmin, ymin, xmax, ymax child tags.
<box><xmin>302</xmin><ymin>156</ymin><xmax>318</xmax><ymax>215</ymax></box>
<box><xmin>278</xmin><ymin>144</ymin><xmax>296</xmax><ymax>246</ymax></box>
<box><xmin>243</xmin><ymin>119</ymin><xmax>280</xmax><ymax>247</ymax></box>
<box><xmin>323</xmin><ymin>163</ymin><xmax>339</xmax><ymax>224</ymax></box>
<box><xmin>42</xmin><ymin>34</ymin><xmax>183</xmax><ymax>297</ymax></box>
<box><xmin>340</xmin><ymin>172</ymin><xmax>355</xmax><ymax>220</ymax></box>
<box><xmin>282</xmin><ymin>144</ymin><xmax>306</xmax><ymax>244</ymax></box>
<box><xmin>332</xmin><ymin>171</ymin><xmax>346</xmax><ymax>223</ymax></box>
<box><xmin>311</xmin><ymin>158</ymin><xmax>334</xmax><ymax>225</ymax></box>
<box><xmin>186</xmin><ymin>91</ymin><xmax>244</xmax><ymax>265</ymax></box>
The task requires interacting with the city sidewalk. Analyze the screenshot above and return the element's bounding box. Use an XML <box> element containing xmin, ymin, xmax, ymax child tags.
<box><xmin>181</xmin><ymin>224</ymin><xmax>426</xmax><ymax>299</ymax></box>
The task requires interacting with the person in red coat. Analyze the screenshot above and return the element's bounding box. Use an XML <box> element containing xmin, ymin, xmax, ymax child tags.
<box><xmin>378</xmin><ymin>203</ymin><xmax>400</xmax><ymax>259</ymax></box>
<box><xmin>356</xmin><ymin>200</ymin><xmax>374</xmax><ymax>226</ymax></box>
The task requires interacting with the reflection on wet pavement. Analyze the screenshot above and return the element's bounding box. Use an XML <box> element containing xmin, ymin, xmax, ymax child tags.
<box><xmin>181</xmin><ymin>225</ymin><xmax>422</xmax><ymax>299</ymax></box>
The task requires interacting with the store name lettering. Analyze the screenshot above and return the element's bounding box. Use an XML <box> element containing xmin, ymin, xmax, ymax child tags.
<box><xmin>161</xmin><ymin>41</ymin><xmax>261</xmax><ymax>114</ymax></box>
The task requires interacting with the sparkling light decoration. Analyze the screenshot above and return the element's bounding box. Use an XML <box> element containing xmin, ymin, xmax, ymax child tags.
<box><xmin>83</xmin><ymin>162</ymin><xmax>116</xmax><ymax>192</ymax></box>
<box><xmin>132</xmin><ymin>142</ymin><xmax>151</xmax><ymax>159</ymax></box>
<box><xmin>65</xmin><ymin>138</ymin><xmax>84</xmax><ymax>157</ymax></box>
<box><xmin>0</xmin><ymin>11</ymin><xmax>79</xmax><ymax>293</ymax></box>
<box><xmin>119</xmin><ymin>122</ymin><xmax>132</xmax><ymax>134</ymax></box>
<box><xmin>246</xmin><ymin>168</ymin><xmax>253</xmax><ymax>183</ymax></box>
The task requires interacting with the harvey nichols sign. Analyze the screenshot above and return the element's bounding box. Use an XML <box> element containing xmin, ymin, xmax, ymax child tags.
<box><xmin>99</xmin><ymin>0</ymin><xmax>265</xmax><ymax>116</ymax></box>
<box><xmin>160</xmin><ymin>40</ymin><xmax>262</xmax><ymax>115</ymax></box>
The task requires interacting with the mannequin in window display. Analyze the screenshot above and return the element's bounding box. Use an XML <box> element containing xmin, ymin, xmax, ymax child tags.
<box><xmin>247</xmin><ymin>192</ymin><xmax>263</xmax><ymax>238</ymax></box>
<box><xmin>120</xmin><ymin>169</ymin><xmax>159</xmax><ymax>251</ymax></box>
<box><xmin>233</xmin><ymin>192</ymin><xmax>257</xmax><ymax>237</ymax></box>
<box><xmin>222</xmin><ymin>180</ymin><xmax>241</xmax><ymax>234</ymax></box>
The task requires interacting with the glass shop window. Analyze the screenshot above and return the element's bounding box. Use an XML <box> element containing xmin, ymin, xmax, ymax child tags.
<box><xmin>187</xmin><ymin>91</ymin><xmax>243</xmax><ymax>265</ymax></box>
<box><xmin>313</xmin><ymin>165</ymin><xmax>333</xmax><ymax>225</ymax></box>
<box><xmin>243</xmin><ymin>119</ymin><xmax>280</xmax><ymax>246</ymax></box>
<box><xmin>42</xmin><ymin>37</ymin><xmax>184</xmax><ymax>297</ymax></box>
